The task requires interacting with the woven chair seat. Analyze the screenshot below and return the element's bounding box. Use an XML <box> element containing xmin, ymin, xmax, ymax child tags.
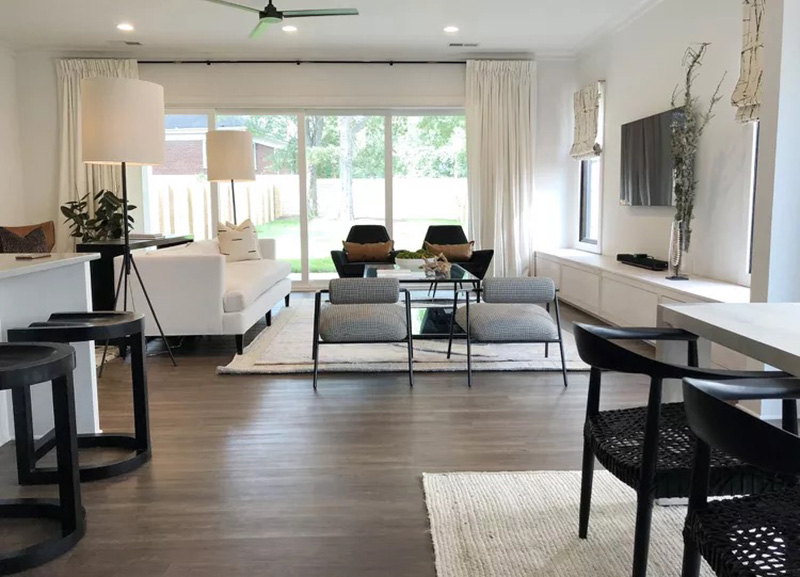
<box><xmin>587</xmin><ymin>403</ymin><xmax>788</xmax><ymax>499</ymax></box>
<box><xmin>684</xmin><ymin>487</ymin><xmax>800</xmax><ymax>577</ymax></box>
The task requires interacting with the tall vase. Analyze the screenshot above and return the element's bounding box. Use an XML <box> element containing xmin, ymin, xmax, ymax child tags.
<box><xmin>667</xmin><ymin>220</ymin><xmax>689</xmax><ymax>281</ymax></box>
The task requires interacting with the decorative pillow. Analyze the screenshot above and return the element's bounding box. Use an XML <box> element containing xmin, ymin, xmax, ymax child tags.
<box><xmin>0</xmin><ymin>227</ymin><xmax>48</xmax><ymax>254</ymax></box>
<box><xmin>217</xmin><ymin>220</ymin><xmax>261</xmax><ymax>262</ymax></box>
<box><xmin>424</xmin><ymin>241</ymin><xmax>475</xmax><ymax>261</ymax></box>
<box><xmin>343</xmin><ymin>240</ymin><xmax>394</xmax><ymax>262</ymax></box>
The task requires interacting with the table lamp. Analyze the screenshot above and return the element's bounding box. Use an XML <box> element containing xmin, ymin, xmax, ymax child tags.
<box><xmin>206</xmin><ymin>130</ymin><xmax>256</xmax><ymax>224</ymax></box>
<box><xmin>81</xmin><ymin>77</ymin><xmax>176</xmax><ymax>365</ymax></box>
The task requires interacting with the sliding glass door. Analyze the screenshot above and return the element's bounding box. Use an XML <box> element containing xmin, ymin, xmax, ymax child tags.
<box><xmin>306</xmin><ymin>115</ymin><xmax>386</xmax><ymax>281</ymax></box>
<box><xmin>144</xmin><ymin>110</ymin><xmax>466</xmax><ymax>287</ymax></box>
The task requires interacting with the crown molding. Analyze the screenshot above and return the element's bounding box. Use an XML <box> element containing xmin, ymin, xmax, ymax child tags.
<box><xmin>577</xmin><ymin>0</ymin><xmax>665</xmax><ymax>55</ymax></box>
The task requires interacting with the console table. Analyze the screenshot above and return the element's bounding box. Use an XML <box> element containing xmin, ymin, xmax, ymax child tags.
<box><xmin>77</xmin><ymin>235</ymin><xmax>193</xmax><ymax>311</ymax></box>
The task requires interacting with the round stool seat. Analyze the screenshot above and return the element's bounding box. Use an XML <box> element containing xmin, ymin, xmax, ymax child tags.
<box><xmin>0</xmin><ymin>343</ymin><xmax>75</xmax><ymax>391</ymax></box>
<box><xmin>11</xmin><ymin>311</ymin><xmax>145</xmax><ymax>343</ymax></box>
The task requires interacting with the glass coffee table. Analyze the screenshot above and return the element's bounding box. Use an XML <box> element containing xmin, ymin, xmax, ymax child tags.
<box><xmin>364</xmin><ymin>264</ymin><xmax>481</xmax><ymax>339</ymax></box>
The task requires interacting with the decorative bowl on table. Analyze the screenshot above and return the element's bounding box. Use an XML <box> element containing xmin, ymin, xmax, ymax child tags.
<box><xmin>395</xmin><ymin>250</ymin><xmax>438</xmax><ymax>271</ymax></box>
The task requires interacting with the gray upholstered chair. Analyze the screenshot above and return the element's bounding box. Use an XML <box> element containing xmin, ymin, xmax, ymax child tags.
<box><xmin>446</xmin><ymin>277</ymin><xmax>568</xmax><ymax>388</ymax></box>
<box><xmin>312</xmin><ymin>278</ymin><xmax>414</xmax><ymax>390</ymax></box>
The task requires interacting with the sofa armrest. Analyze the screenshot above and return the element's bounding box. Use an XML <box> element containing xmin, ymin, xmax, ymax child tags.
<box><xmin>259</xmin><ymin>238</ymin><xmax>277</xmax><ymax>260</ymax></box>
<box><xmin>114</xmin><ymin>252</ymin><xmax>226</xmax><ymax>335</ymax></box>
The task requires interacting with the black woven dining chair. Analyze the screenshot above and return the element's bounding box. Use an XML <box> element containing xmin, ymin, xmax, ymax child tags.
<box><xmin>682</xmin><ymin>377</ymin><xmax>800</xmax><ymax>577</ymax></box>
<box><xmin>574</xmin><ymin>323</ymin><xmax>794</xmax><ymax>577</ymax></box>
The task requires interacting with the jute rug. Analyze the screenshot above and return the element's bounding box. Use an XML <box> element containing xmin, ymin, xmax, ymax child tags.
<box><xmin>423</xmin><ymin>470</ymin><xmax>713</xmax><ymax>577</ymax></box>
<box><xmin>219</xmin><ymin>300</ymin><xmax>589</xmax><ymax>375</ymax></box>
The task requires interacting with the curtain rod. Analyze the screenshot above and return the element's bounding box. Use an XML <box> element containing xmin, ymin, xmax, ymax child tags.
<box><xmin>137</xmin><ymin>59</ymin><xmax>467</xmax><ymax>65</ymax></box>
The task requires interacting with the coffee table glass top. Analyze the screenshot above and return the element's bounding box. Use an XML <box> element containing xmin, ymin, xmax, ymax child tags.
<box><xmin>363</xmin><ymin>264</ymin><xmax>478</xmax><ymax>283</ymax></box>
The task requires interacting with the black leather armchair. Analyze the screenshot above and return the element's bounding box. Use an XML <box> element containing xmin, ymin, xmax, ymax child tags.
<box><xmin>423</xmin><ymin>225</ymin><xmax>494</xmax><ymax>279</ymax></box>
<box><xmin>331</xmin><ymin>225</ymin><xmax>400</xmax><ymax>278</ymax></box>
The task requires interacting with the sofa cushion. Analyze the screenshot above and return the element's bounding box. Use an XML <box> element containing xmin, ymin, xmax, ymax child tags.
<box><xmin>343</xmin><ymin>240</ymin><xmax>394</xmax><ymax>262</ymax></box>
<box><xmin>455</xmin><ymin>303</ymin><xmax>559</xmax><ymax>342</ymax></box>
<box><xmin>223</xmin><ymin>258</ymin><xmax>292</xmax><ymax>313</ymax></box>
<box><xmin>218</xmin><ymin>220</ymin><xmax>261</xmax><ymax>263</ymax></box>
<box><xmin>424</xmin><ymin>241</ymin><xmax>475</xmax><ymax>261</ymax></box>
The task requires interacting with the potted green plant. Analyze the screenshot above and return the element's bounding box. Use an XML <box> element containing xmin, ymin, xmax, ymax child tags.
<box><xmin>61</xmin><ymin>190</ymin><xmax>136</xmax><ymax>243</ymax></box>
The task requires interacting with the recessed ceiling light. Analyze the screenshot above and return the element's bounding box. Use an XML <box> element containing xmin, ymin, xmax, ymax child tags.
<box><xmin>117</xmin><ymin>23</ymin><xmax>135</xmax><ymax>32</ymax></box>
<box><xmin>282</xmin><ymin>25</ymin><xmax>298</xmax><ymax>32</ymax></box>
<box><xmin>443</xmin><ymin>26</ymin><xmax>460</xmax><ymax>33</ymax></box>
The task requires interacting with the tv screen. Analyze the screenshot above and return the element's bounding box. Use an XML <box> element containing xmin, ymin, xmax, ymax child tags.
<box><xmin>620</xmin><ymin>109</ymin><xmax>683</xmax><ymax>207</ymax></box>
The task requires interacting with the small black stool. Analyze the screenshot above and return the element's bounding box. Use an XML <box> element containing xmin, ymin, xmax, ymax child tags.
<box><xmin>8</xmin><ymin>312</ymin><xmax>150</xmax><ymax>484</ymax></box>
<box><xmin>0</xmin><ymin>343</ymin><xmax>85</xmax><ymax>575</ymax></box>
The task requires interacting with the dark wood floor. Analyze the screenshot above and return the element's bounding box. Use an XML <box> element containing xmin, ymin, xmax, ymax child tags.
<box><xmin>0</xmin><ymin>299</ymin><xmax>650</xmax><ymax>577</ymax></box>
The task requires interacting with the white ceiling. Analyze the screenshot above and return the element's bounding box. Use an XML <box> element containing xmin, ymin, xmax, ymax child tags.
<box><xmin>0</xmin><ymin>0</ymin><xmax>659</xmax><ymax>60</ymax></box>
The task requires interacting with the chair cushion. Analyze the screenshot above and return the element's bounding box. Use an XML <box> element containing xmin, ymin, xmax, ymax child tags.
<box><xmin>0</xmin><ymin>221</ymin><xmax>55</xmax><ymax>253</ymax></box>
<box><xmin>455</xmin><ymin>303</ymin><xmax>559</xmax><ymax>342</ymax></box>
<box><xmin>343</xmin><ymin>240</ymin><xmax>394</xmax><ymax>262</ymax></box>
<box><xmin>223</xmin><ymin>258</ymin><xmax>292</xmax><ymax>313</ymax></box>
<box><xmin>319</xmin><ymin>304</ymin><xmax>408</xmax><ymax>342</ymax></box>
<box><xmin>483</xmin><ymin>277</ymin><xmax>556</xmax><ymax>304</ymax></box>
<box><xmin>0</xmin><ymin>227</ymin><xmax>48</xmax><ymax>253</ymax></box>
<box><xmin>424</xmin><ymin>241</ymin><xmax>475</xmax><ymax>261</ymax></box>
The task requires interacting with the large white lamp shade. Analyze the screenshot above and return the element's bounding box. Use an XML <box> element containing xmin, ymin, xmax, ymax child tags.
<box><xmin>81</xmin><ymin>77</ymin><xmax>165</xmax><ymax>165</ymax></box>
<box><xmin>206</xmin><ymin>130</ymin><xmax>256</xmax><ymax>182</ymax></box>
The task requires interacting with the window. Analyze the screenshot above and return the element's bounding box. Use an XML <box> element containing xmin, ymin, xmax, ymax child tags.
<box><xmin>392</xmin><ymin>115</ymin><xmax>468</xmax><ymax>250</ymax></box>
<box><xmin>144</xmin><ymin>111</ymin><xmax>468</xmax><ymax>287</ymax></box>
<box><xmin>579</xmin><ymin>157</ymin><xmax>601</xmax><ymax>245</ymax></box>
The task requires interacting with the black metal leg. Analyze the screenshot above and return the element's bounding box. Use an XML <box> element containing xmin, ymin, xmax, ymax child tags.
<box><xmin>312</xmin><ymin>342</ymin><xmax>321</xmax><ymax>391</ymax></box>
<box><xmin>235</xmin><ymin>335</ymin><xmax>244</xmax><ymax>355</ymax></box>
<box><xmin>266</xmin><ymin>311</ymin><xmax>272</xmax><ymax>327</ymax></box>
<box><xmin>130</xmin><ymin>256</ymin><xmax>177</xmax><ymax>367</ymax></box>
<box><xmin>545</xmin><ymin>343</ymin><xmax>549</xmax><ymax>358</ymax></box>
<box><xmin>130</xmin><ymin>330</ymin><xmax>151</xmax><ymax>454</ymax></box>
<box><xmin>405</xmin><ymin>291</ymin><xmax>414</xmax><ymax>388</ymax></box>
<box><xmin>285</xmin><ymin>294</ymin><xmax>291</xmax><ymax>308</ymax></box>
<box><xmin>554</xmin><ymin>297</ymin><xmax>568</xmax><ymax>388</ymax></box>
<box><xmin>632</xmin><ymin>377</ymin><xmax>664</xmax><ymax>577</ymax></box>
<box><xmin>447</xmin><ymin>290</ymin><xmax>459</xmax><ymax>360</ymax></box>
<box><xmin>51</xmin><ymin>374</ymin><xmax>83</xmax><ymax>536</ymax></box>
<box><xmin>466</xmin><ymin>299</ymin><xmax>472</xmax><ymax>388</ymax></box>
<box><xmin>313</xmin><ymin>292</ymin><xmax>322</xmax><ymax>390</ymax></box>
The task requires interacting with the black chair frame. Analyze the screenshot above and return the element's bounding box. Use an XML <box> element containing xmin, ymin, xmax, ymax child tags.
<box><xmin>312</xmin><ymin>289</ymin><xmax>414</xmax><ymax>390</ymax></box>
<box><xmin>446</xmin><ymin>288</ymin><xmax>568</xmax><ymax>388</ymax></box>
<box><xmin>331</xmin><ymin>225</ymin><xmax>402</xmax><ymax>279</ymax></box>
<box><xmin>682</xmin><ymin>377</ymin><xmax>800</xmax><ymax>577</ymax></box>
<box><xmin>8</xmin><ymin>312</ymin><xmax>151</xmax><ymax>484</ymax></box>
<box><xmin>0</xmin><ymin>343</ymin><xmax>85</xmax><ymax>575</ymax></box>
<box><xmin>574</xmin><ymin>323</ymin><xmax>793</xmax><ymax>577</ymax></box>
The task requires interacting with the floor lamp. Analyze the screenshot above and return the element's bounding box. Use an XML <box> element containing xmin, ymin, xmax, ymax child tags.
<box><xmin>206</xmin><ymin>130</ymin><xmax>256</xmax><ymax>224</ymax></box>
<box><xmin>81</xmin><ymin>77</ymin><xmax>176</xmax><ymax>366</ymax></box>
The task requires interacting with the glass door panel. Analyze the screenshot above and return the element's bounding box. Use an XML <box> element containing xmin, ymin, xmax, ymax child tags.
<box><xmin>217</xmin><ymin>114</ymin><xmax>302</xmax><ymax>280</ymax></box>
<box><xmin>306</xmin><ymin>115</ymin><xmax>386</xmax><ymax>282</ymax></box>
<box><xmin>392</xmin><ymin>115</ymin><xmax>468</xmax><ymax>250</ymax></box>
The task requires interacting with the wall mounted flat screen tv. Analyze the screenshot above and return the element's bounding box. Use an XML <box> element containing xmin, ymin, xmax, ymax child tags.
<box><xmin>620</xmin><ymin>108</ymin><xmax>684</xmax><ymax>207</ymax></box>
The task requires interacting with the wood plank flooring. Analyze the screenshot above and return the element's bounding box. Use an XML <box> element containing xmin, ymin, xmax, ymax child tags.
<box><xmin>0</xmin><ymin>299</ymin><xmax>650</xmax><ymax>576</ymax></box>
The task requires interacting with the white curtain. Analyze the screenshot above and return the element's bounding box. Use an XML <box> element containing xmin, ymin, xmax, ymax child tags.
<box><xmin>732</xmin><ymin>0</ymin><xmax>764</xmax><ymax>123</ymax></box>
<box><xmin>570</xmin><ymin>83</ymin><xmax>603</xmax><ymax>159</ymax></box>
<box><xmin>466</xmin><ymin>60</ymin><xmax>536</xmax><ymax>278</ymax></box>
<box><xmin>56</xmin><ymin>59</ymin><xmax>139</xmax><ymax>251</ymax></box>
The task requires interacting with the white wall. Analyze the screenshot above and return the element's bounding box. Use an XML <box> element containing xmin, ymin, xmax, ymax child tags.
<box><xmin>0</xmin><ymin>44</ymin><xmax>25</xmax><ymax>224</ymax></box>
<box><xmin>578</xmin><ymin>0</ymin><xmax>755</xmax><ymax>285</ymax></box>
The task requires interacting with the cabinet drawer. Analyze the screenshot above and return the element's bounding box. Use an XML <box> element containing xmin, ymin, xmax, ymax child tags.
<box><xmin>601</xmin><ymin>278</ymin><xmax>658</xmax><ymax>326</ymax></box>
<box><xmin>560</xmin><ymin>266</ymin><xmax>600</xmax><ymax>314</ymax></box>
<box><xmin>535</xmin><ymin>258</ymin><xmax>561</xmax><ymax>287</ymax></box>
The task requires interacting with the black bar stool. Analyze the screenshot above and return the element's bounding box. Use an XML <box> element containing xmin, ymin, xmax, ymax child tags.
<box><xmin>0</xmin><ymin>342</ymin><xmax>85</xmax><ymax>575</ymax></box>
<box><xmin>8</xmin><ymin>312</ymin><xmax>150</xmax><ymax>484</ymax></box>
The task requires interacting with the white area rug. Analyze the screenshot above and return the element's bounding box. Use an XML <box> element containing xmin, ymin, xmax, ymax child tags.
<box><xmin>219</xmin><ymin>300</ymin><xmax>589</xmax><ymax>375</ymax></box>
<box><xmin>423</xmin><ymin>470</ymin><xmax>712</xmax><ymax>577</ymax></box>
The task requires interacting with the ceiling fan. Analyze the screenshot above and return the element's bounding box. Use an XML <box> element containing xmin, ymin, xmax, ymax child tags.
<box><xmin>203</xmin><ymin>0</ymin><xmax>360</xmax><ymax>39</ymax></box>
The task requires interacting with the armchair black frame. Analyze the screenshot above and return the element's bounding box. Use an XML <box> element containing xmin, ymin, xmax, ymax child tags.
<box><xmin>423</xmin><ymin>225</ymin><xmax>494</xmax><ymax>280</ymax></box>
<box><xmin>574</xmin><ymin>323</ymin><xmax>793</xmax><ymax>577</ymax></box>
<box><xmin>331</xmin><ymin>225</ymin><xmax>401</xmax><ymax>278</ymax></box>
<box><xmin>682</xmin><ymin>377</ymin><xmax>800</xmax><ymax>577</ymax></box>
<box><xmin>312</xmin><ymin>288</ymin><xmax>414</xmax><ymax>390</ymax></box>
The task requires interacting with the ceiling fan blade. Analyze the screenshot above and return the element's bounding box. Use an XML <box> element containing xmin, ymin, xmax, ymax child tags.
<box><xmin>249</xmin><ymin>19</ymin><xmax>272</xmax><ymax>39</ymax></box>
<box><xmin>201</xmin><ymin>0</ymin><xmax>262</xmax><ymax>13</ymax></box>
<box><xmin>282</xmin><ymin>8</ymin><xmax>359</xmax><ymax>18</ymax></box>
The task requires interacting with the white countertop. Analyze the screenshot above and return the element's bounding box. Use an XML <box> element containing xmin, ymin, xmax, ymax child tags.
<box><xmin>661</xmin><ymin>302</ymin><xmax>800</xmax><ymax>376</ymax></box>
<box><xmin>0</xmin><ymin>253</ymin><xmax>100</xmax><ymax>281</ymax></box>
<box><xmin>537</xmin><ymin>248</ymin><xmax>751</xmax><ymax>304</ymax></box>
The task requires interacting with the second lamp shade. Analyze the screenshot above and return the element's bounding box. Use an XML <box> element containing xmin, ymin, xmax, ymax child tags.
<box><xmin>206</xmin><ymin>130</ymin><xmax>256</xmax><ymax>182</ymax></box>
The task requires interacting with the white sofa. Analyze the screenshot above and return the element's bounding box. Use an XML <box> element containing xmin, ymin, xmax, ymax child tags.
<box><xmin>114</xmin><ymin>238</ymin><xmax>292</xmax><ymax>353</ymax></box>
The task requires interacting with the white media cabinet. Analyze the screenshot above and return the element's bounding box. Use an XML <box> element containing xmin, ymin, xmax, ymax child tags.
<box><xmin>534</xmin><ymin>249</ymin><xmax>752</xmax><ymax>370</ymax></box>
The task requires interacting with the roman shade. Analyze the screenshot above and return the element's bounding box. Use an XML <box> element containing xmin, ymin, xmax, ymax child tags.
<box><xmin>570</xmin><ymin>82</ymin><xmax>603</xmax><ymax>160</ymax></box>
<box><xmin>732</xmin><ymin>0</ymin><xmax>765</xmax><ymax>124</ymax></box>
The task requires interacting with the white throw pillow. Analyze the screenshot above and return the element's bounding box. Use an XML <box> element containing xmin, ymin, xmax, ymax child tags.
<box><xmin>217</xmin><ymin>220</ymin><xmax>261</xmax><ymax>262</ymax></box>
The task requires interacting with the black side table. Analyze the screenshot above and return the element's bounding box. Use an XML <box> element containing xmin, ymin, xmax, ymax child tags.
<box><xmin>77</xmin><ymin>235</ymin><xmax>193</xmax><ymax>311</ymax></box>
<box><xmin>8</xmin><ymin>312</ymin><xmax>151</xmax><ymax>484</ymax></box>
<box><xmin>0</xmin><ymin>343</ymin><xmax>85</xmax><ymax>575</ymax></box>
